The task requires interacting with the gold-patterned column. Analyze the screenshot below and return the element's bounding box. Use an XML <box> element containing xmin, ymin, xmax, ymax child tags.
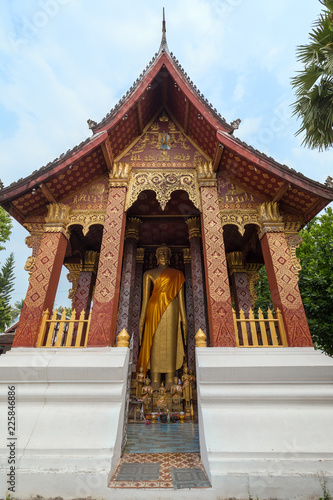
<box><xmin>13</xmin><ymin>203</ymin><xmax>70</xmax><ymax>347</ymax></box>
<box><xmin>88</xmin><ymin>163</ymin><xmax>130</xmax><ymax>347</ymax></box>
<box><xmin>69</xmin><ymin>251</ymin><xmax>99</xmax><ymax>318</ymax></box>
<box><xmin>197</xmin><ymin>162</ymin><xmax>235</xmax><ymax>347</ymax></box>
<box><xmin>259</xmin><ymin>202</ymin><xmax>312</xmax><ymax>346</ymax></box>
<box><xmin>182</xmin><ymin>247</ymin><xmax>195</xmax><ymax>370</ymax></box>
<box><xmin>116</xmin><ymin>218</ymin><xmax>141</xmax><ymax>338</ymax></box>
<box><xmin>132</xmin><ymin>248</ymin><xmax>145</xmax><ymax>364</ymax></box>
<box><xmin>227</xmin><ymin>252</ymin><xmax>252</xmax><ymax>317</ymax></box>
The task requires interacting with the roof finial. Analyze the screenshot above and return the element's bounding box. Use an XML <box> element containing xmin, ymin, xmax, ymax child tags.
<box><xmin>159</xmin><ymin>7</ymin><xmax>168</xmax><ymax>51</ymax></box>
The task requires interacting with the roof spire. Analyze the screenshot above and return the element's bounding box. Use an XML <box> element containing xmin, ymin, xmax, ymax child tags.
<box><xmin>159</xmin><ymin>7</ymin><xmax>168</xmax><ymax>52</ymax></box>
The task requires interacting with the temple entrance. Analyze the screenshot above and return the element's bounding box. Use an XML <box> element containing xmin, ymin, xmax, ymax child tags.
<box><xmin>109</xmin><ymin>189</ymin><xmax>211</xmax><ymax>488</ymax></box>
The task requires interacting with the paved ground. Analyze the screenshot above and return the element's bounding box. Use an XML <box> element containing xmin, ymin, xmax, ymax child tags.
<box><xmin>109</xmin><ymin>421</ymin><xmax>211</xmax><ymax>489</ymax></box>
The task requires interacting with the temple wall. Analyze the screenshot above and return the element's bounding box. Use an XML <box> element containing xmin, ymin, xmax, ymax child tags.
<box><xmin>0</xmin><ymin>347</ymin><xmax>129</xmax><ymax>498</ymax></box>
<box><xmin>196</xmin><ymin>347</ymin><xmax>333</xmax><ymax>500</ymax></box>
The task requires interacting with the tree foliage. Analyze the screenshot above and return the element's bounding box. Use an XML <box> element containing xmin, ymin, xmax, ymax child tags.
<box><xmin>10</xmin><ymin>298</ymin><xmax>24</xmax><ymax>322</ymax></box>
<box><xmin>0</xmin><ymin>253</ymin><xmax>15</xmax><ymax>331</ymax></box>
<box><xmin>297</xmin><ymin>207</ymin><xmax>333</xmax><ymax>355</ymax></box>
<box><xmin>0</xmin><ymin>207</ymin><xmax>12</xmax><ymax>251</ymax></box>
<box><xmin>292</xmin><ymin>0</ymin><xmax>333</xmax><ymax>150</ymax></box>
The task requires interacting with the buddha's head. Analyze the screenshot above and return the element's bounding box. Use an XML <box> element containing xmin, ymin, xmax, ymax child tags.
<box><xmin>174</xmin><ymin>377</ymin><xmax>178</xmax><ymax>385</ymax></box>
<box><xmin>156</xmin><ymin>245</ymin><xmax>171</xmax><ymax>266</ymax></box>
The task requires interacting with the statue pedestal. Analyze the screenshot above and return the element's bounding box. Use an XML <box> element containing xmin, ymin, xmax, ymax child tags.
<box><xmin>196</xmin><ymin>347</ymin><xmax>333</xmax><ymax>499</ymax></box>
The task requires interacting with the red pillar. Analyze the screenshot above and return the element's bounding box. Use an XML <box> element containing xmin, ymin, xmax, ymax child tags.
<box><xmin>13</xmin><ymin>204</ymin><xmax>70</xmax><ymax>347</ymax></box>
<box><xmin>227</xmin><ymin>252</ymin><xmax>252</xmax><ymax>316</ymax></box>
<box><xmin>116</xmin><ymin>218</ymin><xmax>141</xmax><ymax>339</ymax></box>
<box><xmin>88</xmin><ymin>165</ymin><xmax>129</xmax><ymax>346</ymax></box>
<box><xmin>259</xmin><ymin>202</ymin><xmax>312</xmax><ymax>347</ymax></box>
<box><xmin>73</xmin><ymin>251</ymin><xmax>99</xmax><ymax>318</ymax></box>
<box><xmin>198</xmin><ymin>167</ymin><xmax>235</xmax><ymax>347</ymax></box>
<box><xmin>261</xmin><ymin>231</ymin><xmax>313</xmax><ymax>346</ymax></box>
<box><xmin>183</xmin><ymin>248</ymin><xmax>195</xmax><ymax>370</ymax></box>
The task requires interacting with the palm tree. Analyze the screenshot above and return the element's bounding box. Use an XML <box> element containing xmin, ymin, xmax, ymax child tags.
<box><xmin>292</xmin><ymin>0</ymin><xmax>333</xmax><ymax>151</ymax></box>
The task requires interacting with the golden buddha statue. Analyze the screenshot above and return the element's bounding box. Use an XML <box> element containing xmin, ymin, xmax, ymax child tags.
<box><xmin>136</xmin><ymin>366</ymin><xmax>145</xmax><ymax>398</ymax></box>
<box><xmin>136</xmin><ymin>245</ymin><xmax>187</xmax><ymax>390</ymax></box>
<box><xmin>181</xmin><ymin>364</ymin><xmax>191</xmax><ymax>408</ymax></box>
<box><xmin>171</xmin><ymin>377</ymin><xmax>183</xmax><ymax>399</ymax></box>
<box><xmin>141</xmin><ymin>378</ymin><xmax>153</xmax><ymax>401</ymax></box>
<box><xmin>156</xmin><ymin>382</ymin><xmax>167</xmax><ymax>412</ymax></box>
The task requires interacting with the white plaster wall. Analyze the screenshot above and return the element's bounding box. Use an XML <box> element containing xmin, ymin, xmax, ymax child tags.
<box><xmin>0</xmin><ymin>347</ymin><xmax>129</xmax><ymax>498</ymax></box>
<box><xmin>196</xmin><ymin>347</ymin><xmax>333</xmax><ymax>500</ymax></box>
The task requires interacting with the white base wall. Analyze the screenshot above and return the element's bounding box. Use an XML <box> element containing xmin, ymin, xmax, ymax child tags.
<box><xmin>1</xmin><ymin>346</ymin><xmax>333</xmax><ymax>499</ymax></box>
<box><xmin>0</xmin><ymin>347</ymin><xmax>129</xmax><ymax>499</ymax></box>
<box><xmin>196</xmin><ymin>347</ymin><xmax>333</xmax><ymax>500</ymax></box>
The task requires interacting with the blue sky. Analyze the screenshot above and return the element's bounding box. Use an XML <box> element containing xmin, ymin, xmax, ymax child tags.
<box><xmin>0</xmin><ymin>0</ymin><xmax>332</xmax><ymax>309</ymax></box>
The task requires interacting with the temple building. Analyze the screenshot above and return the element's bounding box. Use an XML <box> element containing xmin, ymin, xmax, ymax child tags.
<box><xmin>0</xmin><ymin>12</ymin><xmax>333</xmax><ymax>500</ymax></box>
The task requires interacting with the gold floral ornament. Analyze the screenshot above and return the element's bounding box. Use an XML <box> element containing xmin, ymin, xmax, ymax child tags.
<box><xmin>44</xmin><ymin>203</ymin><xmax>70</xmax><ymax>239</ymax></box>
<box><xmin>186</xmin><ymin>217</ymin><xmax>201</xmax><ymax>239</ymax></box>
<box><xmin>64</xmin><ymin>262</ymin><xmax>82</xmax><ymax>303</ymax></box>
<box><xmin>109</xmin><ymin>162</ymin><xmax>131</xmax><ymax>188</ymax></box>
<box><xmin>67</xmin><ymin>211</ymin><xmax>105</xmax><ymax>237</ymax></box>
<box><xmin>220</xmin><ymin>210</ymin><xmax>260</xmax><ymax>236</ymax></box>
<box><xmin>195</xmin><ymin>329</ymin><xmax>207</xmax><ymax>347</ymax></box>
<box><xmin>125</xmin><ymin>169</ymin><xmax>201</xmax><ymax>211</ymax></box>
<box><xmin>24</xmin><ymin>223</ymin><xmax>44</xmax><ymax>279</ymax></box>
<box><xmin>258</xmin><ymin>202</ymin><xmax>284</xmax><ymax>238</ymax></box>
<box><xmin>117</xmin><ymin>328</ymin><xmax>130</xmax><ymax>347</ymax></box>
<box><xmin>197</xmin><ymin>161</ymin><xmax>216</xmax><ymax>188</ymax></box>
<box><xmin>183</xmin><ymin>248</ymin><xmax>191</xmax><ymax>264</ymax></box>
<box><xmin>125</xmin><ymin>218</ymin><xmax>141</xmax><ymax>240</ymax></box>
<box><xmin>284</xmin><ymin>222</ymin><xmax>303</xmax><ymax>279</ymax></box>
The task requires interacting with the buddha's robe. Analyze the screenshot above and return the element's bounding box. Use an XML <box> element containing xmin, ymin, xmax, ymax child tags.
<box><xmin>137</xmin><ymin>268</ymin><xmax>185</xmax><ymax>375</ymax></box>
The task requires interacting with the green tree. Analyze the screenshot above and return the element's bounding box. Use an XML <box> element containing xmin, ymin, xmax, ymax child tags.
<box><xmin>10</xmin><ymin>298</ymin><xmax>24</xmax><ymax>322</ymax></box>
<box><xmin>0</xmin><ymin>207</ymin><xmax>12</xmax><ymax>251</ymax></box>
<box><xmin>0</xmin><ymin>253</ymin><xmax>15</xmax><ymax>330</ymax></box>
<box><xmin>292</xmin><ymin>0</ymin><xmax>333</xmax><ymax>150</ymax></box>
<box><xmin>297</xmin><ymin>207</ymin><xmax>333</xmax><ymax>355</ymax></box>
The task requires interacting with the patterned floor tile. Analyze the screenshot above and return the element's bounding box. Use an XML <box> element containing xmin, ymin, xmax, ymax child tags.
<box><xmin>116</xmin><ymin>463</ymin><xmax>160</xmax><ymax>481</ymax></box>
<box><xmin>170</xmin><ymin>467</ymin><xmax>211</xmax><ymax>489</ymax></box>
<box><xmin>109</xmin><ymin>453</ymin><xmax>211</xmax><ymax>490</ymax></box>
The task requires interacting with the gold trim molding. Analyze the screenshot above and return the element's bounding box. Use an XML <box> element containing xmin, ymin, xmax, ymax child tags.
<box><xmin>136</xmin><ymin>248</ymin><xmax>145</xmax><ymax>263</ymax></box>
<box><xmin>64</xmin><ymin>263</ymin><xmax>81</xmax><ymax>302</ymax></box>
<box><xmin>125</xmin><ymin>168</ymin><xmax>201</xmax><ymax>211</ymax></box>
<box><xmin>83</xmin><ymin>251</ymin><xmax>99</xmax><ymax>274</ymax></box>
<box><xmin>183</xmin><ymin>248</ymin><xmax>191</xmax><ymax>264</ymax></box>
<box><xmin>197</xmin><ymin>162</ymin><xmax>217</xmax><ymax>188</ymax></box>
<box><xmin>125</xmin><ymin>218</ymin><xmax>142</xmax><ymax>240</ymax></box>
<box><xmin>220</xmin><ymin>210</ymin><xmax>260</xmax><ymax>236</ymax></box>
<box><xmin>109</xmin><ymin>162</ymin><xmax>131</xmax><ymax>188</ymax></box>
<box><xmin>23</xmin><ymin>223</ymin><xmax>44</xmax><ymax>279</ymax></box>
<box><xmin>44</xmin><ymin>203</ymin><xmax>70</xmax><ymax>239</ymax></box>
<box><xmin>67</xmin><ymin>211</ymin><xmax>105</xmax><ymax>236</ymax></box>
<box><xmin>258</xmin><ymin>202</ymin><xmax>284</xmax><ymax>238</ymax></box>
<box><xmin>186</xmin><ymin>217</ymin><xmax>201</xmax><ymax>239</ymax></box>
<box><xmin>285</xmin><ymin>222</ymin><xmax>303</xmax><ymax>279</ymax></box>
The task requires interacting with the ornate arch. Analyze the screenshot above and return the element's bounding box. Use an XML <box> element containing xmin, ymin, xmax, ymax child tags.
<box><xmin>67</xmin><ymin>211</ymin><xmax>105</xmax><ymax>236</ymax></box>
<box><xmin>125</xmin><ymin>169</ymin><xmax>201</xmax><ymax>211</ymax></box>
<box><xmin>220</xmin><ymin>210</ymin><xmax>261</xmax><ymax>236</ymax></box>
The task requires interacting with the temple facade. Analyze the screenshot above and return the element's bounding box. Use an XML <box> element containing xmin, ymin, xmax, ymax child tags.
<box><xmin>0</xmin><ymin>14</ymin><xmax>333</xmax><ymax>500</ymax></box>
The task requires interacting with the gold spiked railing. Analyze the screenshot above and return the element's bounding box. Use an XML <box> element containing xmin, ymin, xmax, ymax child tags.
<box><xmin>36</xmin><ymin>308</ymin><xmax>91</xmax><ymax>348</ymax></box>
<box><xmin>233</xmin><ymin>307</ymin><xmax>288</xmax><ymax>347</ymax></box>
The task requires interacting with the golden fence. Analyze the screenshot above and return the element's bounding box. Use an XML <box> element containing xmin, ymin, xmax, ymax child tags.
<box><xmin>233</xmin><ymin>307</ymin><xmax>288</xmax><ymax>347</ymax></box>
<box><xmin>36</xmin><ymin>308</ymin><xmax>91</xmax><ymax>348</ymax></box>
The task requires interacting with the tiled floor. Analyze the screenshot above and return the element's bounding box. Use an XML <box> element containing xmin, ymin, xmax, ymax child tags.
<box><xmin>109</xmin><ymin>452</ymin><xmax>211</xmax><ymax>489</ymax></box>
<box><xmin>124</xmin><ymin>421</ymin><xmax>200</xmax><ymax>453</ymax></box>
<box><xmin>109</xmin><ymin>422</ymin><xmax>211</xmax><ymax>489</ymax></box>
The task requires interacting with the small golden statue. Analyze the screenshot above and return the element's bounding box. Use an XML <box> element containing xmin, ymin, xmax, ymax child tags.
<box><xmin>156</xmin><ymin>382</ymin><xmax>167</xmax><ymax>412</ymax></box>
<box><xmin>141</xmin><ymin>378</ymin><xmax>153</xmax><ymax>412</ymax></box>
<box><xmin>136</xmin><ymin>366</ymin><xmax>145</xmax><ymax>398</ymax></box>
<box><xmin>181</xmin><ymin>364</ymin><xmax>191</xmax><ymax>413</ymax></box>
<box><xmin>171</xmin><ymin>376</ymin><xmax>183</xmax><ymax>412</ymax></box>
